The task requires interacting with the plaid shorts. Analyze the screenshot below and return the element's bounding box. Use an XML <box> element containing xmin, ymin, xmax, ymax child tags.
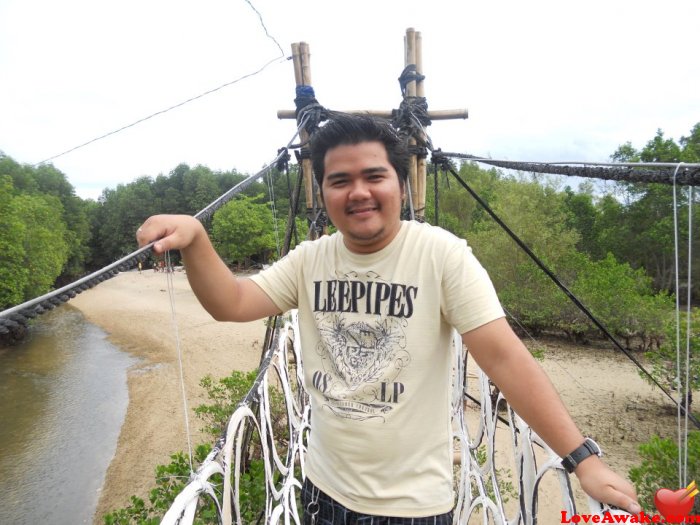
<box><xmin>300</xmin><ymin>477</ymin><xmax>454</xmax><ymax>525</ymax></box>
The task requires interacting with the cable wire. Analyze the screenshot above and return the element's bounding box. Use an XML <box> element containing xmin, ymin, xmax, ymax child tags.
<box><xmin>165</xmin><ymin>250</ymin><xmax>194</xmax><ymax>473</ymax></box>
<box><xmin>672</xmin><ymin>163</ymin><xmax>684</xmax><ymax>484</ymax></box>
<box><xmin>242</xmin><ymin>0</ymin><xmax>285</xmax><ymax>57</ymax></box>
<box><xmin>34</xmin><ymin>55</ymin><xmax>289</xmax><ymax>166</ymax></box>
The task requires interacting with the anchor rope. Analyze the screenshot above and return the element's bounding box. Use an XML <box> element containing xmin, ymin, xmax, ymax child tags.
<box><xmin>165</xmin><ymin>250</ymin><xmax>195</xmax><ymax>473</ymax></box>
<box><xmin>435</xmin><ymin>156</ymin><xmax>700</xmax><ymax>429</ymax></box>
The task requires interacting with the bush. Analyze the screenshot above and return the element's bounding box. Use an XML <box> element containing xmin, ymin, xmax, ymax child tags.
<box><xmin>629</xmin><ymin>432</ymin><xmax>700</xmax><ymax>514</ymax></box>
<box><xmin>103</xmin><ymin>444</ymin><xmax>219</xmax><ymax>524</ymax></box>
<box><xmin>103</xmin><ymin>368</ymin><xmax>288</xmax><ymax>524</ymax></box>
<box><xmin>644</xmin><ymin>309</ymin><xmax>700</xmax><ymax>411</ymax></box>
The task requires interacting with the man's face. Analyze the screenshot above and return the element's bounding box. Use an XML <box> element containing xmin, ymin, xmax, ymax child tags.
<box><xmin>321</xmin><ymin>141</ymin><xmax>403</xmax><ymax>254</ymax></box>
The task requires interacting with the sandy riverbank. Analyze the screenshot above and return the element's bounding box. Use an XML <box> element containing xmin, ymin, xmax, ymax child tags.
<box><xmin>71</xmin><ymin>270</ymin><xmax>267</xmax><ymax>522</ymax></box>
<box><xmin>71</xmin><ymin>270</ymin><xmax>679</xmax><ymax>522</ymax></box>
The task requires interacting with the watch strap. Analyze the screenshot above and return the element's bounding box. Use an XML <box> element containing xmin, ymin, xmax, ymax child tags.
<box><xmin>561</xmin><ymin>438</ymin><xmax>602</xmax><ymax>473</ymax></box>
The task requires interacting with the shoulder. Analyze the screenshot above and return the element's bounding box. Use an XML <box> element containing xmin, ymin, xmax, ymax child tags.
<box><xmin>268</xmin><ymin>231</ymin><xmax>341</xmax><ymax>269</ymax></box>
<box><xmin>403</xmin><ymin>220</ymin><xmax>465</xmax><ymax>249</ymax></box>
<box><xmin>289</xmin><ymin>231</ymin><xmax>341</xmax><ymax>255</ymax></box>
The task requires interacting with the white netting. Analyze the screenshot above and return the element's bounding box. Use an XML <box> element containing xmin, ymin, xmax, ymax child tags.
<box><xmin>162</xmin><ymin>312</ymin><xmax>629</xmax><ymax>524</ymax></box>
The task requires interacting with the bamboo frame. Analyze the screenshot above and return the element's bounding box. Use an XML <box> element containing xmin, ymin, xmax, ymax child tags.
<box><xmin>280</xmin><ymin>29</ymin><xmax>471</xmax><ymax>228</ymax></box>
<box><xmin>291</xmin><ymin>42</ymin><xmax>318</xmax><ymax>237</ymax></box>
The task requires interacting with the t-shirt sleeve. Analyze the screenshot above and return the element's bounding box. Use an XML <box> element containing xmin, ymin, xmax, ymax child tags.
<box><xmin>248</xmin><ymin>245</ymin><xmax>303</xmax><ymax>313</ymax></box>
<box><xmin>441</xmin><ymin>238</ymin><xmax>505</xmax><ymax>334</ymax></box>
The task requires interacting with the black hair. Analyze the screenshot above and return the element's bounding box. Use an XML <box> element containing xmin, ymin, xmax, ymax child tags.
<box><xmin>309</xmin><ymin>114</ymin><xmax>409</xmax><ymax>190</ymax></box>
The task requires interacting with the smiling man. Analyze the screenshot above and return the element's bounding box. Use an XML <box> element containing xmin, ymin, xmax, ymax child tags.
<box><xmin>138</xmin><ymin>114</ymin><xmax>640</xmax><ymax>524</ymax></box>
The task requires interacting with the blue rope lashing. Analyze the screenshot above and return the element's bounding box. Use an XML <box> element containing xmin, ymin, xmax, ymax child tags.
<box><xmin>398</xmin><ymin>64</ymin><xmax>425</xmax><ymax>97</ymax></box>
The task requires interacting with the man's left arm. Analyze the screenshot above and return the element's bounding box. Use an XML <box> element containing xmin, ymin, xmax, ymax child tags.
<box><xmin>461</xmin><ymin>317</ymin><xmax>641</xmax><ymax>515</ymax></box>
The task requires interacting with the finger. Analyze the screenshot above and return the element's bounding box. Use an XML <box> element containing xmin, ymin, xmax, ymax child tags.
<box><xmin>602</xmin><ymin>486</ymin><xmax>641</xmax><ymax>515</ymax></box>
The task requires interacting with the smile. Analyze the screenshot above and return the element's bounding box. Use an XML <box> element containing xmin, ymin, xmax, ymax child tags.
<box><xmin>347</xmin><ymin>205</ymin><xmax>378</xmax><ymax>215</ymax></box>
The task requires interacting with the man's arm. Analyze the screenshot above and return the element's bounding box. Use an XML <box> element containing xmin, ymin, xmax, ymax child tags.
<box><xmin>137</xmin><ymin>214</ymin><xmax>281</xmax><ymax>322</ymax></box>
<box><xmin>462</xmin><ymin>317</ymin><xmax>641</xmax><ymax>514</ymax></box>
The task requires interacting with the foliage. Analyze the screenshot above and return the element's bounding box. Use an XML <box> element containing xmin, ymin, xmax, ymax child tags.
<box><xmin>195</xmin><ymin>369</ymin><xmax>290</xmax><ymax>453</ymax></box>
<box><xmin>472</xmin><ymin>445</ymin><xmax>518</xmax><ymax>504</ymax></box>
<box><xmin>102</xmin><ymin>444</ymin><xmax>219</xmax><ymax>525</ymax></box>
<box><xmin>15</xmin><ymin>193</ymin><xmax>70</xmax><ymax>298</ymax></box>
<box><xmin>629</xmin><ymin>432</ymin><xmax>700</xmax><ymax>514</ymax></box>
<box><xmin>465</xmin><ymin>175</ymin><xmax>582</xmax><ymax>336</ymax></box>
<box><xmin>0</xmin><ymin>159</ymin><xmax>91</xmax><ymax>309</ymax></box>
<box><xmin>644</xmin><ymin>309</ymin><xmax>700</xmax><ymax>408</ymax></box>
<box><xmin>563</xmin><ymin>253</ymin><xmax>673</xmax><ymax>346</ymax></box>
<box><xmin>195</xmin><ymin>369</ymin><xmax>260</xmax><ymax>436</ymax></box>
<box><xmin>102</xmin><ymin>368</ymin><xmax>291</xmax><ymax>524</ymax></box>
<box><xmin>609</xmin><ymin>125</ymin><xmax>700</xmax><ymax>296</ymax></box>
<box><xmin>0</xmin><ymin>175</ymin><xmax>29</xmax><ymax>308</ymax></box>
<box><xmin>211</xmin><ymin>194</ymin><xmax>278</xmax><ymax>267</ymax></box>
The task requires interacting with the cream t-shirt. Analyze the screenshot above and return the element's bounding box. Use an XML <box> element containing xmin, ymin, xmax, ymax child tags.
<box><xmin>250</xmin><ymin>220</ymin><xmax>504</xmax><ymax>516</ymax></box>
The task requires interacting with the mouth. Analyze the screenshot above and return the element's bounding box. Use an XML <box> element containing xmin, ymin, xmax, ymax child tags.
<box><xmin>347</xmin><ymin>205</ymin><xmax>378</xmax><ymax>215</ymax></box>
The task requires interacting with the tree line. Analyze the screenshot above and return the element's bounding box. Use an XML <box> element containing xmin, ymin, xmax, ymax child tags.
<box><xmin>1</xmin><ymin>123</ymin><xmax>698</xmax><ymax>394</ymax></box>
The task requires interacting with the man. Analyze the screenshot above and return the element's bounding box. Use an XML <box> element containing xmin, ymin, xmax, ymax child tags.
<box><xmin>137</xmin><ymin>115</ymin><xmax>640</xmax><ymax>523</ymax></box>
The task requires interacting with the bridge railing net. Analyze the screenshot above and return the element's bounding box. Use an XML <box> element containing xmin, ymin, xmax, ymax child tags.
<box><xmin>162</xmin><ymin>313</ymin><xmax>624</xmax><ymax>525</ymax></box>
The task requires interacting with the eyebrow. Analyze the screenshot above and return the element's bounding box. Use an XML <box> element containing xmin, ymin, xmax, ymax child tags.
<box><xmin>325</xmin><ymin>166</ymin><xmax>390</xmax><ymax>182</ymax></box>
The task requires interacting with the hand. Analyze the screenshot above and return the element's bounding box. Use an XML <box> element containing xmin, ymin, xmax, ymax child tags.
<box><xmin>136</xmin><ymin>214</ymin><xmax>205</xmax><ymax>255</ymax></box>
<box><xmin>574</xmin><ymin>455</ymin><xmax>642</xmax><ymax>515</ymax></box>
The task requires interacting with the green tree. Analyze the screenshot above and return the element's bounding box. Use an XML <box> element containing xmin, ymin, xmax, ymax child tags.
<box><xmin>680</xmin><ymin>123</ymin><xmax>700</xmax><ymax>162</ymax></box>
<box><xmin>33</xmin><ymin>164</ymin><xmax>92</xmax><ymax>280</ymax></box>
<box><xmin>645</xmin><ymin>309</ymin><xmax>700</xmax><ymax>410</ymax></box>
<box><xmin>562</xmin><ymin>185</ymin><xmax>602</xmax><ymax>257</ymax></box>
<box><xmin>629</xmin><ymin>433</ymin><xmax>700</xmax><ymax>514</ymax></box>
<box><xmin>564</xmin><ymin>253</ymin><xmax>672</xmax><ymax>347</ymax></box>
<box><xmin>0</xmin><ymin>176</ymin><xmax>29</xmax><ymax>308</ymax></box>
<box><xmin>466</xmin><ymin>175</ymin><xmax>581</xmax><ymax>334</ymax></box>
<box><xmin>609</xmin><ymin>124</ymin><xmax>700</xmax><ymax>295</ymax></box>
<box><xmin>15</xmin><ymin>193</ymin><xmax>70</xmax><ymax>298</ymax></box>
<box><xmin>0</xmin><ymin>157</ymin><xmax>92</xmax><ymax>281</ymax></box>
<box><xmin>211</xmin><ymin>194</ymin><xmax>278</xmax><ymax>267</ymax></box>
<box><xmin>183</xmin><ymin>165</ymin><xmax>221</xmax><ymax>214</ymax></box>
<box><xmin>93</xmin><ymin>177</ymin><xmax>158</xmax><ymax>266</ymax></box>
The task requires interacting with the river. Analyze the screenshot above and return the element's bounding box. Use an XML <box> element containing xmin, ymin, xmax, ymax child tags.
<box><xmin>0</xmin><ymin>307</ymin><xmax>136</xmax><ymax>525</ymax></box>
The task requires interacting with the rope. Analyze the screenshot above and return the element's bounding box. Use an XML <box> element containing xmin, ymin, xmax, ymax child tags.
<box><xmin>294</xmin><ymin>85</ymin><xmax>327</xmax><ymax>136</ymax></box>
<box><xmin>162</xmin><ymin>315</ymin><xmax>629</xmax><ymax>524</ymax></box>
<box><xmin>683</xmin><ymin>183</ymin><xmax>694</xmax><ymax>484</ymax></box>
<box><xmin>672</xmin><ymin>163</ymin><xmax>683</xmax><ymax>485</ymax></box>
<box><xmin>397</xmin><ymin>65</ymin><xmax>425</xmax><ymax>97</ymax></box>
<box><xmin>35</xmin><ymin>55</ymin><xmax>289</xmax><ymax>167</ymax></box>
<box><xmin>241</xmin><ymin>0</ymin><xmax>285</xmax><ymax>57</ymax></box>
<box><xmin>502</xmin><ymin>306</ymin><xmax>595</xmax><ymax>399</ymax></box>
<box><xmin>434</xmin><ymin>156</ymin><xmax>700</xmax><ymax>429</ymax></box>
<box><xmin>165</xmin><ymin>250</ymin><xmax>195</xmax><ymax>473</ymax></box>
<box><xmin>440</xmin><ymin>153</ymin><xmax>700</xmax><ymax>186</ymax></box>
<box><xmin>282</xmin><ymin>165</ymin><xmax>304</xmax><ymax>257</ymax></box>
<box><xmin>0</xmin><ymin>137</ymin><xmax>300</xmax><ymax>337</ymax></box>
<box><xmin>265</xmin><ymin>168</ymin><xmax>282</xmax><ymax>260</ymax></box>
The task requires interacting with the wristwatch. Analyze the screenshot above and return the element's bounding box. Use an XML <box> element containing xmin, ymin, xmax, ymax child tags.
<box><xmin>561</xmin><ymin>438</ymin><xmax>602</xmax><ymax>473</ymax></box>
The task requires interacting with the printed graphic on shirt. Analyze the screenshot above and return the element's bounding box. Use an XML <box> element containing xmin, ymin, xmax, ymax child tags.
<box><xmin>312</xmin><ymin>271</ymin><xmax>417</xmax><ymax>422</ymax></box>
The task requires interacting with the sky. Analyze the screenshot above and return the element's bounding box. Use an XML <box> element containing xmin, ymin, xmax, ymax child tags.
<box><xmin>1</xmin><ymin>0</ymin><xmax>698</xmax><ymax>200</ymax></box>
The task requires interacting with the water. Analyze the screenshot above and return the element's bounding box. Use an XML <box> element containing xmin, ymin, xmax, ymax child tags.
<box><xmin>0</xmin><ymin>307</ymin><xmax>137</xmax><ymax>525</ymax></box>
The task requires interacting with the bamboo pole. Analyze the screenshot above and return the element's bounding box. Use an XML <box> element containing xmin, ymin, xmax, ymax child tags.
<box><xmin>405</xmin><ymin>28</ymin><xmax>419</xmax><ymax>218</ymax></box>
<box><xmin>291</xmin><ymin>42</ymin><xmax>318</xmax><ymax>237</ymax></box>
<box><xmin>415</xmin><ymin>30</ymin><xmax>427</xmax><ymax>220</ymax></box>
<box><xmin>277</xmin><ymin>108</ymin><xmax>468</xmax><ymax>120</ymax></box>
<box><xmin>291</xmin><ymin>43</ymin><xmax>303</xmax><ymax>84</ymax></box>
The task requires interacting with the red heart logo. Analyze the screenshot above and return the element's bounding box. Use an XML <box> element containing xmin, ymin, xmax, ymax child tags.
<box><xmin>654</xmin><ymin>487</ymin><xmax>694</xmax><ymax>522</ymax></box>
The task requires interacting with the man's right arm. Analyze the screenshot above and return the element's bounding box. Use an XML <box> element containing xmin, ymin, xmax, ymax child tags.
<box><xmin>137</xmin><ymin>214</ymin><xmax>281</xmax><ymax>322</ymax></box>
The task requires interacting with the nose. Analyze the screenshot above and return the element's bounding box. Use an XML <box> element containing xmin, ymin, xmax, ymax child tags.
<box><xmin>348</xmin><ymin>179</ymin><xmax>371</xmax><ymax>200</ymax></box>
